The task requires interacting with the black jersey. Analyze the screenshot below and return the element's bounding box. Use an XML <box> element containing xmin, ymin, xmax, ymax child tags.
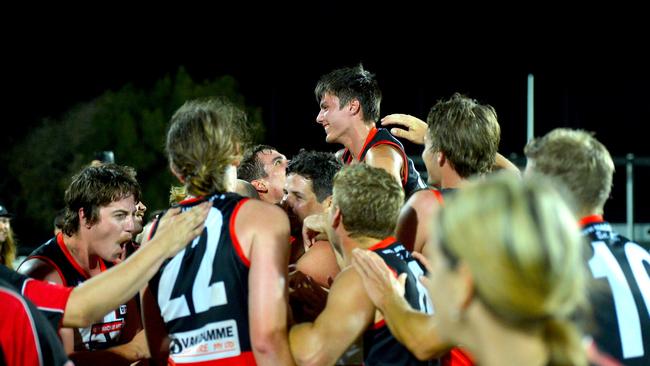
<box><xmin>20</xmin><ymin>233</ymin><xmax>131</xmax><ymax>351</ymax></box>
<box><xmin>581</xmin><ymin>215</ymin><xmax>650</xmax><ymax>365</ymax></box>
<box><xmin>363</xmin><ymin>237</ymin><xmax>432</xmax><ymax>366</ymax></box>
<box><xmin>0</xmin><ymin>278</ymin><xmax>70</xmax><ymax>366</ymax></box>
<box><xmin>341</xmin><ymin>127</ymin><xmax>427</xmax><ymax>198</ymax></box>
<box><xmin>149</xmin><ymin>193</ymin><xmax>256</xmax><ymax>365</ymax></box>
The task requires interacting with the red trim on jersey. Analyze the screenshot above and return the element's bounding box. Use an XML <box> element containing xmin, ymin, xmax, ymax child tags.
<box><xmin>367</xmin><ymin>236</ymin><xmax>397</xmax><ymax>252</ymax></box>
<box><xmin>98</xmin><ymin>257</ymin><xmax>107</xmax><ymax>272</ymax></box>
<box><xmin>431</xmin><ymin>189</ymin><xmax>444</xmax><ymax>205</ymax></box>
<box><xmin>366</xmin><ymin>140</ymin><xmax>409</xmax><ymax>185</ymax></box>
<box><xmin>56</xmin><ymin>233</ymin><xmax>91</xmax><ymax>279</ymax></box>
<box><xmin>230</xmin><ymin>198</ymin><xmax>251</xmax><ymax>268</ymax></box>
<box><xmin>579</xmin><ymin>214</ymin><xmax>604</xmax><ymax>227</ymax></box>
<box><xmin>344</xmin><ymin>127</ymin><xmax>379</xmax><ymax>164</ymax></box>
<box><xmin>22</xmin><ymin>279</ymin><xmax>72</xmax><ymax>316</ymax></box>
<box><xmin>0</xmin><ymin>288</ymin><xmax>43</xmax><ymax>366</ymax></box>
<box><xmin>179</xmin><ymin>196</ymin><xmax>206</xmax><ymax>205</ymax></box>
<box><xmin>27</xmin><ymin>255</ymin><xmax>68</xmax><ymax>287</ymax></box>
<box><xmin>372</xmin><ymin>318</ymin><xmax>386</xmax><ymax>330</ymax></box>
<box><xmin>147</xmin><ymin>216</ymin><xmax>160</xmax><ymax>242</ymax></box>
<box><xmin>171</xmin><ymin>351</ymin><xmax>256</xmax><ymax>365</ymax></box>
<box><xmin>442</xmin><ymin>347</ymin><xmax>475</xmax><ymax>366</ymax></box>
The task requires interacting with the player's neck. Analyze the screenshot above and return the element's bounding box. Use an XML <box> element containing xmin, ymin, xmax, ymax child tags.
<box><xmin>440</xmin><ymin>167</ymin><xmax>464</xmax><ymax>189</ymax></box>
<box><xmin>579</xmin><ymin>208</ymin><xmax>603</xmax><ymax>221</ymax></box>
<box><xmin>341</xmin><ymin>235</ymin><xmax>384</xmax><ymax>266</ymax></box>
<box><xmin>345</xmin><ymin>122</ymin><xmax>375</xmax><ymax>161</ymax></box>
<box><xmin>62</xmin><ymin>233</ymin><xmax>93</xmax><ymax>272</ymax></box>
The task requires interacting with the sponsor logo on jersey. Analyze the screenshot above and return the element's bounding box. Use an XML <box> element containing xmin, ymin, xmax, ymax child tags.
<box><xmin>119</xmin><ymin>305</ymin><xmax>127</xmax><ymax>315</ymax></box>
<box><xmin>80</xmin><ymin>309</ymin><xmax>126</xmax><ymax>349</ymax></box>
<box><xmin>91</xmin><ymin>320</ymin><xmax>125</xmax><ymax>335</ymax></box>
<box><xmin>169</xmin><ymin>319</ymin><xmax>241</xmax><ymax>362</ymax></box>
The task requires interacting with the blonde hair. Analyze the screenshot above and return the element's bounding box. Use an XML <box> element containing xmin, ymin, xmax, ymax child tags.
<box><xmin>332</xmin><ymin>164</ymin><xmax>404</xmax><ymax>239</ymax></box>
<box><xmin>166</xmin><ymin>98</ymin><xmax>248</xmax><ymax>196</ymax></box>
<box><xmin>524</xmin><ymin>128</ymin><xmax>614</xmax><ymax>215</ymax></box>
<box><xmin>169</xmin><ymin>185</ymin><xmax>188</xmax><ymax>205</ymax></box>
<box><xmin>437</xmin><ymin>173</ymin><xmax>588</xmax><ymax>366</ymax></box>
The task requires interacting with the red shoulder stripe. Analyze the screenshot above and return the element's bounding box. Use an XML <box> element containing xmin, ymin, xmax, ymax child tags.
<box><xmin>229</xmin><ymin>199</ymin><xmax>251</xmax><ymax>268</ymax></box>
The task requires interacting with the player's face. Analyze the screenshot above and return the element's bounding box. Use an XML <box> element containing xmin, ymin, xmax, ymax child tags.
<box><xmin>316</xmin><ymin>93</ymin><xmax>350</xmax><ymax>144</ymax></box>
<box><xmin>257</xmin><ymin>149</ymin><xmax>288</xmax><ymax>204</ymax></box>
<box><xmin>282</xmin><ymin>174</ymin><xmax>324</xmax><ymax>223</ymax></box>
<box><xmin>88</xmin><ymin>195</ymin><xmax>137</xmax><ymax>261</ymax></box>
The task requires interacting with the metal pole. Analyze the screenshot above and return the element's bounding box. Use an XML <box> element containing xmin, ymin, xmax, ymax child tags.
<box><xmin>527</xmin><ymin>74</ymin><xmax>535</xmax><ymax>142</ymax></box>
<box><xmin>626</xmin><ymin>153</ymin><xmax>634</xmax><ymax>239</ymax></box>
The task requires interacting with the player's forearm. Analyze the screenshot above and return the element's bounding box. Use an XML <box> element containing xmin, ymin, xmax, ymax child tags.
<box><xmin>63</xmin><ymin>242</ymin><xmax>167</xmax><ymax>327</ymax></box>
<box><xmin>68</xmin><ymin>345</ymin><xmax>145</xmax><ymax>365</ymax></box>
<box><xmin>381</xmin><ymin>292</ymin><xmax>448</xmax><ymax>360</ymax></box>
<box><xmin>289</xmin><ymin>323</ymin><xmax>331</xmax><ymax>366</ymax></box>
<box><xmin>252</xmin><ymin>328</ymin><xmax>296</xmax><ymax>366</ymax></box>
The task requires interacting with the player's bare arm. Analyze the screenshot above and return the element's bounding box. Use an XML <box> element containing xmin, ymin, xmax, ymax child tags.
<box><xmin>290</xmin><ymin>268</ymin><xmax>375</xmax><ymax>366</ymax></box>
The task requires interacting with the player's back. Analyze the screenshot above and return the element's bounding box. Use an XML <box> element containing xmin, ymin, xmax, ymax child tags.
<box><xmin>582</xmin><ymin>216</ymin><xmax>650</xmax><ymax>365</ymax></box>
<box><xmin>149</xmin><ymin>193</ymin><xmax>256</xmax><ymax>365</ymax></box>
<box><xmin>364</xmin><ymin>237</ymin><xmax>432</xmax><ymax>366</ymax></box>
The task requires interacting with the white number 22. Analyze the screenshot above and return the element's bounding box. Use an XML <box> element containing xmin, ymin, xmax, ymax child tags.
<box><xmin>158</xmin><ymin>208</ymin><xmax>228</xmax><ymax>322</ymax></box>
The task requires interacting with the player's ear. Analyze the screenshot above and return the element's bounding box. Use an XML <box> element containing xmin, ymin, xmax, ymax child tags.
<box><xmin>348</xmin><ymin>98</ymin><xmax>361</xmax><ymax>116</ymax></box>
<box><xmin>437</xmin><ymin>151</ymin><xmax>446</xmax><ymax>167</ymax></box>
<box><xmin>79</xmin><ymin>207</ymin><xmax>91</xmax><ymax>229</ymax></box>
<box><xmin>331</xmin><ymin>207</ymin><xmax>342</xmax><ymax>229</ymax></box>
<box><xmin>251</xmin><ymin>179</ymin><xmax>268</xmax><ymax>194</ymax></box>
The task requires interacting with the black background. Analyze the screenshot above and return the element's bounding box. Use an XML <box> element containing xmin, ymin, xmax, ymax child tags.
<box><xmin>2</xmin><ymin>18</ymin><xmax>649</xmax><ymax>243</ymax></box>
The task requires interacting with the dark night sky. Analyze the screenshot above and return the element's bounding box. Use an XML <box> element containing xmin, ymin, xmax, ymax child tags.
<box><xmin>3</xmin><ymin>25</ymin><xmax>649</xmax><ymax>225</ymax></box>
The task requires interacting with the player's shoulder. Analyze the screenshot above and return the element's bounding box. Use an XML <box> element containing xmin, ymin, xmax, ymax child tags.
<box><xmin>17</xmin><ymin>257</ymin><xmax>63</xmax><ymax>284</ymax></box>
<box><xmin>405</xmin><ymin>189</ymin><xmax>442</xmax><ymax>211</ymax></box>
<box><xmin>239</xmin><ymin>198</ymin><xmax>286</xmax><ymax>217</ymax></box>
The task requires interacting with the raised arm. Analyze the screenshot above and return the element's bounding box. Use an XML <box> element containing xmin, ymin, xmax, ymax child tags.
<box><xmin>381</xmin><ymin>114</ymin><xmax>427</xmax><ymax>145</ymax></box>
